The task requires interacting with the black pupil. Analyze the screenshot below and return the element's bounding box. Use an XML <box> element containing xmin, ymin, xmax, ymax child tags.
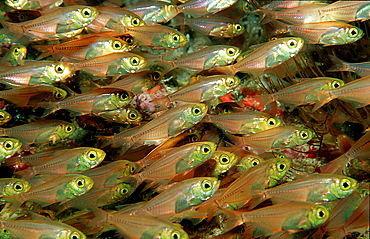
<box><xmin>318</xmin><ymin>210</ymin><xmax>325</xmax><ymax>218</ymax></box>
<box><xmin>290</xmin><ymin>41</ymin><xmax>295</xmax><ymax>46</ymax></box>
<box><xmin>334</xmin><ymin>82</ymin><xmax>339</xmax><ymax>88</ymax></box>
<box><xmin>15</xmin><ymin>184</ymin><xmax>22</xmax><ymax>190</ymax></box>
<box><xmin>173</xmin><ymin>234</ymin><xmax>179</xmax><ymax>239</ymax></box>
<box><xmin>228</xmin><ymin>50</ymin><xmax>234</xmax><ymax>55</ymax></box>
<box><xmin>67</xmin><ymin>126</ymin><xmax>72</xmax><ymax>132</ymax></box>
<box><xmin>133</xmin><ymin>19</ymin><xmax>138</xmax><ymax>25</ymax></box>
<box><xmin>236</xmin><ymin>25</ymin><xmax>241</xmax><ymax>30</ymax></box>
<box><xmin>204</xmin><ymin>183</ymin><xmax>210</xmax><ymax>189</ymax></box>
<box><xmin>132</xmin><ymin>58</ymin><xmax>138</xmax><ymax>64</ymax></box>
<box><xmin>121</xmin><ymin>92</ymin><xmax>128</xmax><ymax>99</ymax></box>
<box><xmin>115</xmin><ymin>43</ymin><xmax>120</xmax><ymax>48</ymax></box>
<box><xmin>130</xmin><ymin>113</ymin><xmax>136</xmax><ymax>118</ymax></box>
<box><xmin>84</xmin><ymin>10</ymin><xmax>89</xmax><ymax>16</ymax></box>
<box><xmin>279</xmin><ymin>164</ymin><xmax>285</xmax><ymax>170</ymax></box>
<box><xmin>174</xmin><ymin>35</ymin><xmax>178</xmax><ymax>41</ymax></box>
<box><xmin>203</xmin><ymin>147</ymin><xmax>210</xmax><ymax>153</ymax></box>
<box><xmin>57</xmin><ymin>66</ymin><xmax>62</xmax><ymax>72</ymax></box>
<box><xmin>0</xmin><ymin>114</ymin><xmax>4</xmax><ymax>119</ymax></box>
<box><xmin>253</xmin><ymin>161</ymin><xmax>258</xmax><ymax>166</ymax></box>
<box><xmin>14</xmin><ymin>48</ymin><xmax>19</xmax><ymax>53</ymax></box>
<box><xmin>221</xmin><ymin>157</ymin><xmax>228</xmax><ymax>163</ymax></box>
<box><xmin>343</xmin><ymin>181</ymin><xmax>349</xmax><ymax>188</ymax></box>
<box><xmin>229</xmin><ymin>80</ymin><xmax>234</xmax><ymax>85</ymax></box>
<box><xmin>5</xmin><ymin>143</ymin><xmax>11</xmax><ymax>148</ymax></box>
<box><xmin>89</xmin><ymin>153</ymin><xmax>95</xmax><ymax>158</ymax></box>
<box><xmin>77</xmin><ymin>180</ymin><xmax>83</xmax><ymax>186</ymax></box>
<box><xmin>72</xmin><ymin>235</ymin><xmax>78</xmax><ymax>239</ymax></box>
<box><xmin>302</xmin><ymin>132</ymin><xmax>307</xmax><ymax>138</ymax></box>
<box><xmin>194</xmin><ymin>108</ymin><xmax>200</xmax><ymax>114</ymax></box>
<box><xmin>122</xmin><ymin>188</ymin><xmax>128</xmax><ymax>193</ymax></box>
<box><xmin>268</xmin><ymin>120</ymin><xmax>274</xmax><ymax>125</ymax></box>
<box><xmin>351</xmin><ymin>29</ymin><xmax>357</xmax><ymax>35</ymax></box>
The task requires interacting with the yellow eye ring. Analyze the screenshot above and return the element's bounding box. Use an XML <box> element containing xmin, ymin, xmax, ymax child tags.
<box><xmin>13</xmin><ymin>181</ymin><xmax>24</xmax><ymax>192</ymax></box>
<box><xmin>225</xmin><ymin>77</ymin><xmax>236</xmax><ymax>87</ymax></box>
<box><xmin>54</xmin><ymin>64</ymin><xmax>65</xmax><ymax>74</ymax></box>
<box><xmin>3</xmin><ymin>140</ymin><xmax>14</xmax><ymax>150</ymax></box>
<box><xmin>191</xmin><ymin>106</ymin><xmax>202</xmax><ymax>116</ymax></box>
<box><xmin>171</xmin><ymin>231</ymin><xmax>181</xmax><ymax>239</ymax></box>
<box><xmin>172</xmin><ymin>34</ymin><xmax>180</xmax><ymax>43</ymax></box>
<box><xmin>251</xmin><ymin>158</ymin><xmax>260</xmax><ymax>167</ymax></box>
<box><xmin>267</xmin><ymin>118</ymin><xmax>277</xmax><ymax>126</ymax></box>
<box><xmin>331</xmin><ymin>80</ymin><xmax>343</xmax><ymax>89</ymax></box>
<box><xmin>276</xmin><ymin>162</ymin><xmax>287</xmax><ymax>172</ymax></box>
<box><xmin>299</xmin><ymin>130</ymin><xmax>310</xmax><ymax>140</ymax></box>
<box><xmin>287</xmin><ymin>39</ymin><xmax>298</xmax><ymax>48</ymax></box>
<box><xmin>219</xmin><ymin>154</ymin><xmax>230</xmax><ymax>165</ymax></box>
<box><xmin>130</xmin><ymin>56</ymin><xmax>140</xmax><ymax>66</ymax></box>
<box><xmin>131</xmin><ymin>17</ymin><xmax>141</xmax><ymax>26</ymax></box>
<box><xmin>234</xmin><ymin>24</ymin><xmax>243</xmax><ymax>32</ymax></box>
<box><xmin>87</xmin><ymin>150</ymin><xmax>97</xmax><ymax>160</ymax></box>
<box><xmin>65</xmin><ymin>123</ymin><xmax>75</xmax><ymax>134</ymax></box>
<box><xmin>76</xmin><ymin>178</ymin><xmax>85</xmax><ymax>188</ymax></box>
<box><xmin>119</xmin><ymin>91</ymin><xmax>130</xmax><ymax>101</ymax></box>
<box><xmin>112</xmin><ymin>40</ymin><xmax>123</xmax><ymax>50</ymax></box>
<box><xmin>70</xmin><ymin>232</ymin><xmax>80</xmax><ymax>239</ymax></box>
<box><xmin>226</xmin><ymin>47</ymin><xmax>236</xmax><ymax>56</ymax></box>
<box><xmin>121</xmin><ymin>187</ymin><xmax>129</xmax><ymax>194</ymax></box>
<box><xmin>128</xmin><ymin>110</ymin><xmax>138</xmax><ymax>120</ymax></box>
<box><xmin>201</xmin><ymin>179</ymin><xmax>213</xmax><ymax>191</ymax></box>
<box><xmin>316</xmin><ymin>207</ymin><xmax>327</xmax><ymax>219</ymax></box>
<box><xmin>201</xmin><ymin>144</ymin><xmax>211</xmax><ymax>154</ymax></box>
<box><xmin>339</xmin><ymin>178</ymin><xmax>351</xmax><ymax>190</ymax></box>
<box><xmin>348</xmin><ymin>27</ymin><xmax>359</xmax><ymax>38</ymax></box>
<box><xmin>81</xmin><ymin>8</ymin><xmax>92</xmax><ymax>18</ymax></box>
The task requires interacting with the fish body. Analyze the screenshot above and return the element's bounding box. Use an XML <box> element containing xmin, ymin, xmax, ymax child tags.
<box><xmin>210</xmin><ymin>151</ymin><xmax>238</xmax><ymax>176</ymax></box>
<box><xmin>176</xmin><ymin>0</ymin><xmax>238</xmax><ymax>16</ymax></box>
<box><xmin>203</xmin><ymin>110</ymin><xmax>282</xmax><ymax>134</ymax></box>
<box><xmin>0</xmin><ymin>61</ymin><xmax>75</xmax><ymax>86</ymax></box>
<box><xmin>5</xmin><ymin>0</ymin><xmax>62</xmax><ymax>10</ymax></box>
<box><xmin>74</xmin><ymin>52</ymin><xmax>146</xmax><ymax>76</ymax></box>
<box><xmin>15</xmin><ymin>147</ymin><xmax>106</xmax><ymax>179</ymax></box>
<box><xmin>0</xmin><ymin>119</ymin><xmax>77</xmax><ymax>144</ymax></box>
<box><xmin>97</xmin><ymin>107</ymin><xmax>142</xmax><ymax>124</ymax></box>
<box><xmin>0</xmin><ymin>219</ymin><xmax>86</xmax><ymax>239</ymax></box>
<box><xmin>34</xmin><ymin>35</ymin><xmax>135</xmax><ymax>61</ymax></box>
<box><xmin>216</xmin><ymin>37</ymin><xmax>304</xmax><ymax>75</ymax></box>
<box><xmin>319</xmin><ymin>1</ymin><xmax>370</xmax><ymax>22</ymax></box>
<box><xmin>228</xmin><ymin>125</ymin><xmax>314</xmax><ymax>154</ymax></box>
<box><xmin>328</xmin><ymin>55</ymin><xmax>370</xmax><ymax>77</ymax></box>
<box><xmin>0</xmin><ymin>5</ymin><xmax>99</xmax><ymax>41</ymax></box>
<box><xmin>38</xmin><ymin>88</ymin><xmax>133</xmax><ymax>116</ymax></box>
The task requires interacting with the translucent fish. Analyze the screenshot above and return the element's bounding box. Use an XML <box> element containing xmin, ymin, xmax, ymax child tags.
<box><xmin>118</xmin><ymin>177</ymin><xmax>220</xmax><ymax>219</ymax></box>
<box><xmin>0</xmin><ymin>61</ymin><xmax>75</xmax><ymax>86</ymax></box>
<box><xmin>0</xmin><ymin>119</ymin><xmax>78</xmax><ymax>144</ymax></box>
<box><xmin>312</xmin><ymin>75</ymin><xmax>370</xmax><ymax>111</ymax></box>
<box><xmin>327</xmin><ymin>55</ymin><xmax>370</xmax><ymax>77</ymax></box>
<box><xmin>215</xmin><ymin>37</ymin><xmax>304</xmax><ymax>75</ymax></box>
<box><xmin>0</xmin><ymin>85</ymin><xmax>67</xmax><ymax>107</ymax></box>
<box><xmin>88</xmin><ymin>208</ymin><xmax>189</xmax><ymax>239</ymax></box>
<box><xmin>82</xmin><ymin>160</ymin><xmax>138</xmax><ymax>188</ymax></box>
<box><xmin>176</xmin><ymin>0</ymin><xmax>238</xmax><ymax>16</ymax></box>
<box><xmin>236</xmin><ymin>153</ymin><xmax>265</xmax><ymax>172</ymax></box>
<box><xmin>100</xmin><ymin>103</ymin><xmax>208</xmax><ymax>153</ymax></box>
<box><xmin>262</xmin><ymin>0</ymin><xmax>322</xmax><ymax>10</ymax></box>
<box><xmin>203</xmin><ymin>110</ymin><xmax>282</xmax><ymax>134</ymax></box>
<box><xmin>0</xmin><ymin>45</ymin><xmax>27</xmax><ymax>66</ymax></box>
<box><xmin>74</xmin><ymin>52</ymin><xmax>146</xmax><ymax>76</ymax></box>
<box><xmin>0</xmin><ymin>137</ymin><xmax>22</xmax><ymax>163</ymax></box>
<box><xmin>273</xmin><ymin>21</ymin><xmax>364</xmax><ymax>46</ymax></box>
<box><xmin>34</xmin><ymin>35</ymin><xmax>135</xmax><ymax>61</ymax></box>
<box><xmin>221</xmin><ymin>201</ymin><xmax>329</xmax><ymax>236</ymax></box>
<box><xmin>1</xmin><ymin>174</ymin><xmax>94</xmax><ymax>212</ymax></box>
<box><xmin>0</xmin><ymin>5</ymin><xmax>99</xmax><ymax>41</ymax></box>
<box><xmin>319</xmin><ymin>1</ymin><xmax>370</xmax><ymax>22</ymax></box>
<box><xmin>0</xmin><ymin>110</ymin><xmax>12</xmax><ymax>126</ymax></box>
<box><xmin>227</xmin><ymin>125</ymin><xmax>314</xmax><ymax>154</ymax></box>
<box><xmin>171</xmin><ymin>15</ymin><xmax>245</xmax><ymax>38</ymax></box>
<box><xmin>252</xmin><ymin>77</ymin><xmax>345</xmax><ymax>111</ymax></box>
<box><xmin>97</xmin><ymin>107</ymin><xmax>142</xmax><ymax>125</ymax></box>
<box><xmin>210</xmin><ymin>151</ymin><xmax>238</xmax><ymax>176</ymax></box>
<box><xmin>152</xmin><ymin>75</ymin><xmax>240</xmax><ymax>109</ymax></box>
<box><xmin>15</xmin><ymin>147</ymin><xmax>106</xmax><ymax>179</ymax></box>
<box><xmin>0</xmin><ymin>178</ymin><xmax>30</xmax><ymax>197</ymax></box>
<box><xmin>37</xmin><ymin>88</ymin><xmax>133</xmax><ymax>116</ymax></box>
<box><xmin>5</xmin><ymin>0</ymin><xmax>62</xmax><ymax>10</ymax></box>
<box><xmin>0</xmin><ymin>219</ymin><xmax>86</xmax><ymax>239</ymax></box>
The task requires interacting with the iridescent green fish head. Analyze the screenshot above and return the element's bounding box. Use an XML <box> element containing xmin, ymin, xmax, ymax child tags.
<box><xmin>237</xmin><ymin>154</ymin><xmax>265</xmax><ymax>172</ymax></box>
<box><xmin>153</xmin><ymin>31</ymin><xmax>187</xmax><ymax>49</ymax></box>
<box><xmin>230</xmin><ymin>23</ymin><xmax>245</xmax><ymax>37</ymax></box>
<box><xmin>74</xmin><ymin>6</ymin><xmax>99</xmax><ymax>26</ymax></box>
<box><xmin>51</xmin><ymin>87</ymin><xmax>68</xmax><ymax>101</ymax></box>
<box><xmin>2</xmin><ymin>178</ymin><xmax>31</xmax><ymax>197</ymax></box>
<box><xmin>119</xmin><ymin>15</ymin><xmax>146</xmax><ymax>27</ymax></box>
<box><xmin>0</xmin><ymin>138</ymin><xmax>22</xmax><ymax>162</ymax></box>
<box><xmin>266</xmin><ymin>37</ymin><xmax>304</xmax><ymax>68</ymax></box>
<box><xmin>322</xmin><ymin>25</ymin><xmax>364</xmax><ymax>45</ymax></box>
<box><xmin>45</xmin><ymin>62</ymin><xmax>75</xmax><ymax>84</ymax></box>
<box><xmin>65</xmin><ymin>175</ymin><xmax>94</xmax><ymax>198</ymax></box>
<box><xmin>7</xmin><ymin>45</ymin><xmax>27</xmax><ymax>66</ymax></box>
<box><xmin>118</xmin><ymin>54</ymin><xmax>146</xmax><ymax>74</ymax></box>
<box><xmin>212</xmin><ymin>151</ymin><xmax>238</xmax><ymax>176</ymax></box>
<box><xmin>219</xmin><ymin>46</ymin><xmax>241</xmax><ymax>65</ymax></box>
<box><xmin>268</xmin><ymin>157</ymin><xmax>291</xmax><ymax>187</ymax></box>
<box><xmin>291</xmin><ymin>127</ymin><xmax>314</xmax><ymax>147</ymax></box>
<box><xmin>305</xmin><ymin>204</ymin><xmax>330</xmax><ymax>229</ymax></box>
<box><xmin>0</xmin><ymin>110</ymin><xmax>12</xmax><ymax>126</ymax></box>
<box><xmin>149</xmin><ymin>225</ymin><xmax>189</xmax><ymax>239</ymax></box>
<box><xmin>54</xmin><ymin>122</ymin><xmax>78</xmax><ymax>142</ymax></box>
<box><xmin>5</xmin><ymin>0</ymin><xmax>27</xmax><ymax>9</ymax></box>
<box><xmin>77</xmin><ymin>148</ymin><xmax>106</xmax><ymax>170</ymax></box>
<box><xmin>222</xmin><ymin>76</ymin><xmax>240</xmax><ymax>91</ymax></box>
<box><xmin>60</xmin><ymin>230</ymin><xmax>86</xmax><ymax>239</ymax></box>
<box><xmin>108</xmin><ymin>181</ymin><xmax>136</xmax><ymax>204</ymax></box>
<box><xmin>182</xmin><ymin>103</ymin><xmax>208</xmax><ymax>125</ymax></box>
<box><xmin>192</xmin><ymin>177</ymin><xmax>220</xmax><ymax>201</ymax></box>
<box><xmin>110</xmin><ymin>90</ymin><xmax>134</xmax><ymax>109</ymax></box>
<box><xmin>180</xmin><ymin>142</ymin><xmax>217</xmax><ymax>171</ymax></box>
<box><xmin>325</xmin><ymin>78</ymin><xmax>345</xmax><ymax>90</ymax></box>
<box><xmin>330</xmin><ymin>176</ymin><xmax>359</xmax><ymax>199</ymax></box>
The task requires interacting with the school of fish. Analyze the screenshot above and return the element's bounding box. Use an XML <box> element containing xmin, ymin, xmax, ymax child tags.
<box><xmin>0</xmin><ymin>0</ymin><xmax>369</xmax><ymax>238</ymax></box>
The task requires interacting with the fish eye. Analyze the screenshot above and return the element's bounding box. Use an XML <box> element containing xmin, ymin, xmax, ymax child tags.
<box><xmin>128</xmin><ymin>111</ymin><xmax>138</xmax><ymax>120</ymax></box>
<box><xmin>172</xmin><ymin>231</ymin><xmax>180</xmax><ymax>239</ymax></box>
<box><xmin>276</xmin><ymin>153</ymin><xmax>286</xmax><ymax>159</ymax></box>
<box><xmin>348</xmin><ymin>27</ymin><xmax>359</xmax><ymax>37</ymax></box>
<box><xmin>76</xmin><ymin>178</ymin><xmax>85</xmax><ymax>188</ymax></box>
<box><xmin>65</xmin><ymin>124</ymin><xmax>75</xmax><ymax>133</ymax></box>
<box><xmin>131</xmin><ymin>17</ymin><xmax>141</xmax><ymax>26</ymax></box>
<box><xmin>70</xmin><ymin>232</ymin><xmax>80</xmax><ymax>239</ymax></box>
<box><xmin>172</xmin><ymin>34</ymin><xmax>180</xmax><ymax>42</ymax></box>
<box><xmin>287</xmin><ymin>39</ymin><xmax>298</xmax><ymax>48</ymax></box>
<box><xmin>121</xmin><ymin>187</ymin><xmax>129</xmax><ymax>194</ymax></box>
<box><xmin>13</xmin><ymin>181</ymin><xmax>24</xmax><ymax>191</ymax></box>
<box><xmin>13</xmin><ymin>46</ymin><xmax>20</xmax><ymax>55</ymax></box>
<box><xmin>331</xmin><ymin>80</ymin><xmax>343</xmax><ymax>89</ymax></box>
<box><xmin>4</xmin><ymin>140</ymin><xmax>14</xmax><ymax>150</ymax></box>
<box><xmin>130</xmin><ymin>165</ymin><xmax>136</xmax><ymax>173</ymax></box>
<box><xmin>191</xmin><ymin>106</ymin><xmax>202</xmax><ymax>116</ymax></box>
<box><xmin>152</xmin><ymin>71</ymin><xmax>161</xmax><ymax>81</ymax></box>
<box><xmin>53</xmin><ymin>90</ymin><xmax>65</xmax><ymax>100</ymax></box>
<box><xmin>225</xmin><ymin>77</ymin><xmax>236</xmax><ymax>87</ymax></box>
<box><xmin>226</xmin><ymin>47</ymin><xmax>236</xmax><ymax>56</ymax></box>
<box><xmin>201</xmin><ymin>179</ymin><xmax>213</xmax><ymax>191</ymax></box>
<box><xmin>87</xmin><ymin>150</ymin><xmax>98</xmax><ymax>160</ymax></box>
<box><xmin>201</xmin><ymin>144</ymin><xmax>211</xmax><ymax>154</ymax></box>
<box><xmin>219</xmin><ymin>154</ymin><xmax>230</xmax><ymax>165</ymax></box>
<box><xmin>267</xmin><ymin>118</ymin><xmax>277</xmax><ymax>126</ymax></box>
<box><xmin>82</xmin><ymin>8</ymin><xmax>92</xmax><ymax>18</ymax></box>
<box><xmin>234</xmin><ymin>24</ymin><xmax>242</xmax><ymax>32</ymax></box>
<box><xmin>54</xmin><ymin>64</ymin><xmax>65</xmax><ymax>74</ymax></box>
<box><xmin>0</xmin><ymin>112</ymin><xmax>5</xmax><ymax>119</ymax></box>
<box><xmin>112</xmin><ymin>40</ymin><xmax>123</xmax><ymax>50</ymax></box>
<box><xmin>251</xmin><ymin>158</ymin><xmax>260</xmax><ymax>167</ymax></box>
<box><xmin>119</xmin><ymin>91</ymin><xmax>130</xmax><ymax>101</ymax></box>
<box><xmin>299</xmin><ymin>130</ymin><xmax>310</xmax><ymax>140</ymax></box>
<box><xmin>316</xmin><ymin>207</ymin><xmax>327</xmax><ymax>219</ymax></box>
<box><xmin>130</xmin><ymin>56</ymin><xmax>140</xmax><ymax>66</ymax></box>
<box><xmin>277</xmin><ymin>162</ymin><xmax>286</xmax><ymax>172</ymax></box>
<box><xmin>340</xmin><ymin>178</ymin><xmax>352</xmax><ymax>190</ymax></box>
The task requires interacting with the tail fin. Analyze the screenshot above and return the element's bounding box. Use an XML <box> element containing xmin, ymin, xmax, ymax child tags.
<box><xmin>33</xmin><ymin>45</ymin><xmax>55</xmax><ymax>60</ymax></box>
<box><xmin>149</xmin><ymin>96</ymin><xmax>171</xmax><ymax>111</ymax></box>
<box><xmin>311</xmin><ymin>90</ymin><xmax>334</xmax><ymax>112</ymax></box>
<box><xmin>219</xmin><ymin>208</ymin><xmax>244</xmax><ymax>234</ymax></box>
<box><xmin>327</xmin><ymin>55</ymin><xmax>350</xmax><ymax>72</ymax></box>
<box><xmin>14</xmin><ymin>168</ymin><xmax>35</xmax><ymax>180</ymax></box>
<box><xmin>0</xmin><ymin>20</ymin><xmax>24</xmax><ymax>41</ymax></box>
<box><xmin>169</xmin><ymin>15</ymin><xmax>185</xmax><ymax>27</ymax></box>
